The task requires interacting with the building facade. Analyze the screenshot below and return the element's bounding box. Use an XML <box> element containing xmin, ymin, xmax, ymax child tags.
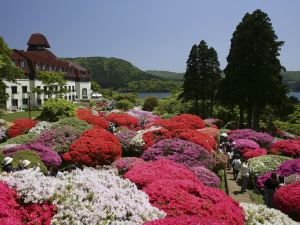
<box><xmin>5</xmin><ymin>33</ymin><xmax>91</xmax><ymax>111</ymax></box>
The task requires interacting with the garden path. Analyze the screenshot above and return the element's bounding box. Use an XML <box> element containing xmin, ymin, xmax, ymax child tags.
<box><xmin>226</xmin><ymin>169</ymin><xmax>254</xmax><ymax>203</ymax></box>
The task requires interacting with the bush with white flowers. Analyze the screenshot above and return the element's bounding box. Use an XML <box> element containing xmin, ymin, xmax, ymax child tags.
<box><xmin>1</xmin><ymin>167</ymin><xmax>165</xmax><ymax>225</ymax></box>
<box><xmin>129</xmin><ymin>126</ymin><xmax>161</xmax><ymax>148</ymax></box>
<box><xmin>240</xmin><ymin>202</ymin><xmax>298</xmax><ymax>225</ymax></box>
<box><xmin>28</xmin><ymin>121</ymin><xmax>54</xmax><ymax>135</ymax></box>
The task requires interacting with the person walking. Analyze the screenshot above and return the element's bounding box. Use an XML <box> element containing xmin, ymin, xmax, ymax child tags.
<box><xmin>226</xmin><ymin>150</ymin><xmax>233</xmax><ymax>170</ymax></box>
<box><xmin>264</xmin><ymin>173</ymin><xmax>279</xmax><ymax>207</ymax></box>
<box><xmin>240</xmin><ymin>161</ymin><xmax>250</xmax><ymax>192</ymax></box>
<box><xmin>231</xmin><ymin>155</ymin><xmax>242</xmax><ymax>180</ymax></box>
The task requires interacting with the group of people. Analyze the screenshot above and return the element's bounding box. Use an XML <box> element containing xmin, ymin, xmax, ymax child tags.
<box><xmin>3</xmin><ymin>156</ymin><xmax>31</xmax><ymax>173</ymax></box>
<box><xmin>219</xmin><ymin>132</ymin><xmax>285</xmax><ymax>208</ymax></box>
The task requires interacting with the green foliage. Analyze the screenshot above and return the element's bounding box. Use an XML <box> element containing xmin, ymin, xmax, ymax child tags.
<box><xmin>142</xmin><ymin>96</ymin><xmax>158</xmax><ymax>111</ymax></box>
<box><xmin>282</xmin><ymin>71</ymin><xmax>300</xmax><ymax>91</ymax></box>
<box><xmin>116</xmin><ymin>100</ymin><xmax>134</xmax><ymax>110</ymax></box>
<box><xmin>39</xmin><ymin>98</ymin><xmax>76</xmax><ymax>122</ymax></box>
<box><xmin>11</xmin><ymin>150</ymin><xmax>48</xmax><ymax>174</ymax></box>
<box><xmin>91</xmin><ymin>81</ymin><xmax>101</xmax><ymax>93</ymax></box>
<box><xmin>52</xmin><ymin>117</ymin><xmax>92</xmax><ymax>132</ymax></box>
<box><xmin>65</xmin><ymin>57</ymin><xmax>163</xmax><ymax>88</ymax></box>
<box><xmin>34</xmin><ymin>71</ymin><xmax>68</xmax><ymax>97</ymax></box>
<box><xmin>0</xmin><ymin>133</ymin><xmax>37</xmax><ymax>147</ymax></box>
<box><xmin>146</xmin><ymin>70</ymin><xmax>184</xmax><ymax>80</ymax></box>
<box><xmin>123</xmin><ymin>80</ymin><xmax>182</xmax><ymax>92</ymax></box>
<box><xmin>181</xmin><ymin>40</ymin><xmax>221</xmax><ymax>117</ymax></box>
<box><xmin>113</xmin><ymin>92</ymin><xmax>137</xmax><ymax>104</ymax></box>
<box><xmin>0</xmin><ymin>152</ymin><xmax>4</xmax><ymax>172</ymax></box>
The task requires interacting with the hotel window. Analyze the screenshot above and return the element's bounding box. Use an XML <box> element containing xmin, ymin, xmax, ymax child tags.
<box><xmin>36</xmin><ymin>64</ymin><xmax>40</xmax><ymax>69</ymax></box>
<box><xmin>11</xmin><ymin>86</ymin><xmax>18</xmax><ymax>94</ymax></box>
<box><xmin>22</xmin><ymin>98</ymin><xmax>28</xmax><ymax>105</ymax></box>
<box><xmin>44</xmin><ymin>86</ymin><xmax>47</xmax><ymax>91</ymax></box>
<box><xmin>42</xmin><ymin>64</ymin><xmax>46</xmax><ymax>70</ymax></box>
<box><xmin>22</xmin><ymin>86</ymin><xmax>27</xmax><ymax>93</ymax></box>
<box><xmin>20</xmin><ymin>60</ymin><xmax>25</xmax><ymax>68</ymax></box>
<box><xmin>68</xmin><ymin>86</ymin><xmax>71</xmax><ymax>91</ymax></box>
<box><xmin>12</xmin><ymin>99</ymin><xmax>18</xmax><ymax>107</ymax></box>
<box><xmin>12</xmin><ymin>60</ymin><xmax>16</xmax><ymax>66</ymax></box>
<box><xmin>72</xmin><ymin>86</ymin><xmax>75</xmax><ymax>92</ymax></box>
<box><xmin>37</xmin><ymin>99</ymin><xmax>42</xmax><ymax>106</ymax></box>
<box><xmin>49</xmin><ymin>65</ymin><xmax>52</xmax><ymax>71</ymax></box>
<box><xmin>69</xmin><ymin>96</ymin><xmax>71</xmax><ymax>100</ymax></box>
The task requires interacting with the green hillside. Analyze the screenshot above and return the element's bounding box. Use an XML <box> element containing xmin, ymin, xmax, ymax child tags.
<box><xmin>146</xmin><ymin>70</ymin><xmax>184</xmax><ymax>80</ymax></box>
<box><xmin>66</xmin><ymin>57</ymin><xmax>163</xmax><ymax>88</ymax></box>
<box><xmin>281</xmin><ymin>71</ymin><xmax>300</xmax><ymax>91</ymax></box>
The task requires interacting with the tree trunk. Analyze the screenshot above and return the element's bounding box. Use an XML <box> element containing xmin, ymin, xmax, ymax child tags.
<box><xmin>195</xmin><ymin>99</ymin><xmax>199</xmax><ymax>115</ymax></box>
<box><xmin>247</xmin><ymin>105</ymin><xmax>253</xmax><ymax>128</ymax></box>
<box><xmin>239</xmin><ymin>105</ymin><xmax>244</xmax><ymax>128</ymax></box>
<box><xmin>253</xmin><ymin>107</ymin><xmax>261</xmax><ymax>130</ymax></box>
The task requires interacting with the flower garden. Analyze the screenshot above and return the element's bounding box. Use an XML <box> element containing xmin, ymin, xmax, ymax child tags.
<box><xmin>0</xmin><ymin>107</ymin><xmax>299</xmax><ymax>225</ymax></box>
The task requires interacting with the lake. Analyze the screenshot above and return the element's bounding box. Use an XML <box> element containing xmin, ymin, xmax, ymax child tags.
<box><xmin>137</xmin><ymin>92</ymin><xmax>171</xmax><ymax>99</ymax></box>
<box><xmin>290</xmin><ymin>92</ymin><xmax>300</xmax><ymax>101</ymax></box>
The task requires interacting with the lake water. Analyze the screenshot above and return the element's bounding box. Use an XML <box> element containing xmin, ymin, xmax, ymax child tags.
<box><xmin>137</xmin><ymin>92</ymin><xmax>171</xmax><ymax>99</ymax></box>
<box><xmin>290</xmin><ymin>92</ymin><xmax>300</xmax><ymax>101</ymax></box>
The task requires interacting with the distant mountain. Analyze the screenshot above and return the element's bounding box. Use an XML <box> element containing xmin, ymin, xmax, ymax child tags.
<box><xmin>281</xmin><ymin>71</ymin><xmax>300</xmax><ymax>91</ymax></box>
<box><xmin>66</xmin><ymin>57</ymin><xmax>163</xmax><ymax>88</ymax></box>
<box><xmin>146</xmin><ymin>70</ymin><xmax>184</xmax><ymax>80</ymax></box>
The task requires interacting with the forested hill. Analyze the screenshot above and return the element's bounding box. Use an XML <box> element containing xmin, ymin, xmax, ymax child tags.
<box><xmin>146</xmin><ymin>70</ymin><xmax>184</xmax><ymax>80</ymax></box>
<box><xmin>282</xmin><ymin>71</ymin><xmax>300</xmax><ymax>91</ymax></box>
<box><xmin>65</xmin><ymin>57</ymin><xmax>163</xmax><ymax>88</ymax></box>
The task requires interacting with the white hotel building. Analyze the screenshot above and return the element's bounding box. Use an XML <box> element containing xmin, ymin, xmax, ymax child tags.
<box><xmin>5</xmin><ymin>33</ymin><xmax>91</xmax><ymax>111</ymax></box>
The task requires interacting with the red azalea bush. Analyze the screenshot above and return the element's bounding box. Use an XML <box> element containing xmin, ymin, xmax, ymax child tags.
<box><xmin>22</xmin><ymin>203</ymin><xmax>56</xmax><ymax>225</ymax></box>
<box><xmin>7</xmin><ymin>118</ymin><xmax>38</xmax><ymax>138</ymax></box>
<box><xmin>151</xmin><ymin>119</ymin><xmax>189</xmax><ymax>130</ymax></box>
<box><xmin>106</xmin><ymin>113</ymin><xmax>139</xmax><ymax>128</ymax></box>
<box><xmin>142</xmin><ymin>128</ymin><xmax>173</xmax><ymax>149</ymax></box>
<box><xmin>63</xmin><ymin>128</ymin><xmax>122</xmax><ymax>166</ymax></box>
<box><xmin>143</xmin><ymin>215</ymin><xmax>226</xmax><ymax>225</ymax></box>
<box><xmin>170</xmin><ymin>114</ymin><xmax>205</xmax><ymax>129</ymax></box>
<box><xmin>76</xmin><ymin>109</ymin><xmax>108</xmax><ymax>129</ymax></box>
<box><xmin>197</xmin><ymin>127</ymin><xmax>219</xmax><ymax>140</ymax></box>
<box><xmin>124</xmin><ymin>159</ymin><xmax>200</xmax><ymax>189</ymax></box>
<box><xmin>243</xmin><ymin>148</ymin><xmax>267</xmax><ymax>160</ymax></box>
<box><xmin>172</xmin><ymin>129</ymin><xmax>216</xmax><ymax>152</ymax></box>
<box><xmin>273</xmin><ymin>181</ymin><xmax>300</xmax><ymax>221</ymax></box>
<box><xmin>270</xmin><ymin>140</ymin><xmax>300</xmax><ymax>157</ymax></box>
<box><xmin>143</xmin><ymin>179</ymin><xmax>244</xmax><ymax>225</ymax></box>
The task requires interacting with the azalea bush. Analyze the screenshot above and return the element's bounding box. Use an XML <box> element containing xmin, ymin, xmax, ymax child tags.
<box><xmin>0</xmin><ymin>127</ymin><xmax>7</xmax><ymax>141</ymax></box>
<box><xmin>63</xmin><ymin>128</ymin><xmax>122</xmax><ymax>166</ymax></box>
<box><xmin>7</xmin><ymin>118</ymin><xmax>38</xmax><ymax>138</ymax></box>
<box><xmin>204</xmin><ymin>118</ymin><xmax>224</xmax><ymax>128</ymax></box>
<box><xmin>197</xmin><ymin>127</ymin><xmax>219</xmax><ymax>140</ymax></box>
<box><xmin>233</xmin><ymin>139</ymin><xmax>260</xmax><ymax>153</ymax></box>
<box><xmin>142</xmin><ymin>128</ymin><xmax>173</xmax><ymax>150</ymax></box>
<box><xmin>190</xmin><ymin>166</ymin><xmax>220</xmax><ymax>187</ymax></box>
<box><xmin>249</xmin><ymin>155</ymin><xmax>291</xmax><ymax>176</ymax></box>
<box><xmin>170</xmin><ymin>114</ymin><xmax>205</xmax><ymax>129</ymax></box>
<box><xmin>0</xmin><ymin>133</ymin><xmax>37</xmax><ymax>146</ymax></box>
<box><xmin>1</xmin><ymin>168</ymin><xmax>166</xmax><ymax>224</ymax></box>
<box><xmin>129</xmin><ymin>126</ymin><xmax>162</xmax><ymax>150</ymax></box>
<box><xmin>52</xmin><ymin>117</ymin><xmax>92</xmax><ymax>132</ymax></box>
<box><xmin>141</xmin><ymin>139</ymin><xmax>216</xmax><ymax>170</ymax></box>
<box><xmin>270</xmin><ymin>140</ymin><xmax>300</xmax><ymax>157</ymax></box>
<box><xmin>143</xmin><ymin>179</ymin><xmax>244</xmax><ymax>225</ymax></box>
<box><xmin>28</xmin><ymin>121</ymin><xmax>54</xmax><ymax>135</ymax></box>
<box><xmin>241</xmin><ymin>202</ymin><xmax>299</xmax><ymax>225</ymax></box>
<box><xmin>3</xmin><ymin>143</ymin><xmax>62</xmax><ymax>168</ymax></box>
<box><xmin>112</xmin><ymin>157</ymin><xmax>145</xmax><ymax>174</ymax></box>
<box><xmin>127</xmin><ymin>110</ymin><xmax>160</xmax><ymax>125</ymax></box>
<box><xmin>273</xmin><ymin>181</ymin><xmax>300</xmax><ymax>221</ymax></box>
<box><xmin>243</xmin><ymin>148</ymin><xmax>267</xmax><ymax>160</ymax></box>
<box><xmin>106</xmin><ymin>113</ymin><xmax>139</xmax><ymax>128</ymax></box>
<box><xmin>76</xmin><ymin>108</ymin><xmax>108</xmax><ymax>129</ymax></box>
<box><xmin>116</xmin><ymin>129</ymin><xmax>138</xmax><ymax>156</ymax></box>
<box><xmin>144</xmin><ymin>215</ymin><xmax>226</xmax><ymax>225</ymax></box>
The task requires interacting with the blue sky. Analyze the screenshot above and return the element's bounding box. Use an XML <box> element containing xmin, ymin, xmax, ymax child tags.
<box><xmin>1</xmin><ymin>0</ymin><xmax>299</xmax><ymax>72</ymax></box>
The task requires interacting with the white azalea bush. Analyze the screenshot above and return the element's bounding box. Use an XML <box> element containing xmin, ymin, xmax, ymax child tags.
<box><xmin>28</xmin><ymin>121</ymin><xmax>54</xmax><ymax>135</ymax></box>
<box><xmin>1</xmin><ymin>167</ymin><xmax>165</xmax><ymax>225</ymax></box>
<box><xmin>241</xmin><ymin>203</ymin><xmax>298</xmax><ymax>225</ymax></box>
<box><xmin>130</xmin><ymin>126</ymin><xmax>161</xmax><ymax>148</ymax></box>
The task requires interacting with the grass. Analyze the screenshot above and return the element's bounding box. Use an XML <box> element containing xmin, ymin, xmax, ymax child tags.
<box><xmin>248</xmin><ymin>189</ymin><xmax>264</xmax><ymax>205</ymax></box>
<box><xmin>217</xmin><ymin>169</ymin><xmax>226</xmax><ymax>192</ymax></box>
<box><xmin>1</xmin><ymin>110</ymin><xmax>41</xmax><ymax>122</ymax></box>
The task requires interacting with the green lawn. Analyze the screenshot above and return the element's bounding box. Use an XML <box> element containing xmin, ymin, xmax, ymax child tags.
<box><xmin>1</xmin><ymin>111</ymin><xmax>41</xmax><ymax>122</ymax></box>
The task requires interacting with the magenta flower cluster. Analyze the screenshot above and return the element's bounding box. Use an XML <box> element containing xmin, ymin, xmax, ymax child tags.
<box><xmin>229</xmin><ymin>129</ymin><xmax>274</xmax><ymax>147</ymax></box>
<box><xmin>234</xmin><ymin>139</ymin><xmax>260</xmax><ymax>152</ymax></box>
<box><xmin>190</xmin><ymin>166</ymin><xmax>221</xmax><ymax>188</ymax></box>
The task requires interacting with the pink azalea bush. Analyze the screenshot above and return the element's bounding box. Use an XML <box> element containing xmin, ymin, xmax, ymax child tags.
<box><xmin>243</xmin><ymin>148</ymin><xmax>267</xmax><ymax>160</ymax></box>
<box><xmin>141</xmin><ymin>139</ymin><xmax>216</xmax><ymax>170</ymax></box>
<box><xmin>112</xmin><ymin>157</ymin><xmax>145</xmax><ymax>174</ymax></box>
<box><xmin>273</xmin><ymin>181</ymin><xmax>300</xmax><ymax>221</ymax></box>
<box><xmin>190</xmin><ymin>166</ymin><xmax>221</xmax><ymax>188</ymax></box>
<box><xmin>228</xmin><ymin>129</ymin><xmax>274</xmax><ymax>147</ymax></box>
<box><xmin>233</xmin><ymin>139</ymin><xmax>260</xmax><ymax>153</ymax></box>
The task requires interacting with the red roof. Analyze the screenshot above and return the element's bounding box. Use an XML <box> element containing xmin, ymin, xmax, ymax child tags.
<box><xmin>27</xmin><ymin>33</ymin><xmax>50</xmax><ymax>48</ymax></box>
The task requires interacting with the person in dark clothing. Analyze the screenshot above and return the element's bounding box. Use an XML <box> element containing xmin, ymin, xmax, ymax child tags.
<box><xmin>3</xmin><ymin>157</ymin><xmax>15</xmax><ymax>173</ymax></box>
<box><xmin>264</xmin><ymin>173</ymin><xmax>279</xmax><ymax>207</ymax></box>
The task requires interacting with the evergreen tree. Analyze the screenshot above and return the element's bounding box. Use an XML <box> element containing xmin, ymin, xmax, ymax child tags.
<box><xmin>218</xmin><ymin>9</ymin><xmax>287</xmax><ymax>129</ymax></box>
<box><xmin>181</xmin><ymin>41</ymin><xmax>221</xmax><ymax>117</ymax></box>
<box><xmin>0</xmin><ymin>37</ymin><xmax>22</xmax><ymax>109</ymax></box>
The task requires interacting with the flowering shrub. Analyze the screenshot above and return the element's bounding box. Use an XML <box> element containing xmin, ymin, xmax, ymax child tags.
<box><xmin>0</xmin><ymin>127</ymin><xmax>7</xmax><ymax>141</ymax></box>
<box><xmin>228</xmin><ymin>129</ymin><xmax>274</xmax><ymax>148</ymax></box>
<box><xmin>35</xmin><ymin>126</ymin><xmax>82</xmax><ymax>153</ymax></box>
<box><xmin>0</xmin><ymin>133</ymin><xmax>37</xmax><ymax>146</ymax></box>
<box><xmin>241</xmin><ymin>202</ymin><xmax>299</xmax><ymax>225</ymax></box>
<box><xmin>276</xmin><ymin>158</ymin><xmax>300</xmax><ymax>177</ymax></box>
<box><xmin>273</xmin><ymin>181</ymin><xmax>300</xmax><ymax>221</ymax></box>
<box><xmin>106</xmin><ymin>113</ymin><xmax>139</xmax><ymax>128</ymax></box>
<box><xmin>142</xmin><ymin>128</ymin><xmax>173</xmax><ymax>150</ymax></box>
<box><xmin>127</xmin><ymin>110</ymin><xmax>160</xmax><ymax>125</ymax></box>
<box><xmin>256</xmin><ymin>172</ymin><xmax>273</xmax><ymax>190</ymax></box>
<box><xmin>3</xmin><ymin>143</ymin><xmax>62</xmax><ymax>168</ymax></box>
<box><xmin>116</xmin><ymin>129</ymin><xmax>138</xmax><ymax>156</ymax></box>
<box><xmin>233</xmin><ymin>139</ymin><xmax>260</xmax><ymax>153</ymax></box>
<box><xmin>52</xmin><ymin>117</ymin><xmax>92</xmax><ymax>132</ymax></box>
<box><xmin>1</xmin><ymin>168</ymin><xmax>166</xmax><ymax>224</ymax></box>
<box><xmin>249</xmin><ymin>155</ymin><xmax>291</xmax><ymax>176</ymax></box>
<box><xmin>112</xmin><ymin>157</ymin><xmax>145</xmax><ymax>174</ymax></box>
<box><xmin>270</xmin><ymin>140</ymin><xmax>300</xmax><ymax>157</ymax></box>
<box><xmin>129</xmin><ymin>126</ymin><xmax>161</xmax><ymax>150</ymax></box>
<box><xmin>143</xmin><ymin>179</ymin><xmax>244</xmax><ymax>225</ymax></box>
<box><xmin>243</xmin><ymin>148</ymin><xmax>267</xmax><ymax>160</ymax></box>
<box><xmin>197</xmin><ymin>127</ymin><xmax>219</xmax><ymax>140</ymax></box>
<box><xmin>7</xmin><ymin>118</ymin><xmax>38</xmax><ymax>138</ymax></box>
<box><xmin>213</xmin><ymin>152</ymin><xmax>228</xmax><ymax>171</ymax></box>
<box><xmin>22</xmin><ymin>203</ymin><xmax>56</xmax><ymax>225</ymax></box>
<box><xmin>172</xmin><ymin>129</ymin><xmax>216</xmax><ymax>152</ymax></box>
<box><xmin>28</xmin><ymin>121</ymin><xmax>54</xmax><ymax>135</ymax></box>
<box><xmin>76</xmin><ymin>108</ymin><xmax>108</xmax><ymax>129</ymax></box>
<box><xmin>141</xmin><ymin>139</ymin><xmax>216</xmax><ymax>170</ymax></box>
<box><xmin>124</xmin><ymin>159</ymin><xmax>200</xmax><ymax>188</ymax></box>
<box><xmin>63</xmin><ymin>128</ymin><xmax>122</xmax><ymax>166</ymax></box>
<box><xmin>151</xmin><ymin>119</ymin><xmax>188</xmax><ymax>130</ymax></box>
<box><xmin>285</xmin><ymin>174</ymin><xmax>300</xmax><ymax>185</ymax></box>
<box><xmin>143</xmin><ymin>215</ymin><xmax>226</xmax><ymax>225</ymax></box>
<box><xmin>170</xmin><ymin>114</ymin><xmax>205</xmax><ymax>129</ymax></box>
<box><xmin>190</xmin><ymin>166</ymin><xmax>221</xmax><ymax>187</ymax></box>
